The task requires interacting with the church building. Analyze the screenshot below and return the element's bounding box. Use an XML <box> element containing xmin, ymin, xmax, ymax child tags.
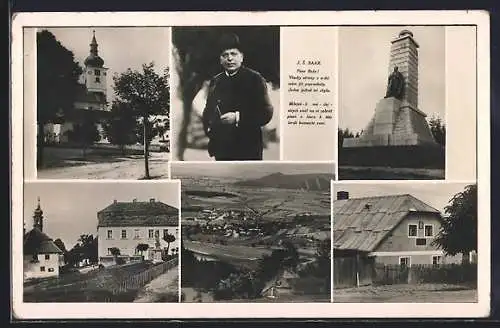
<box><xmin>23</xmin><ymin>198</ymin><xmax>64</xmax><ymax>281</ymax></box>
<box><xmin>44</xmin><ymin>30</ymin><xmax>110</xmax><ymax>144</ymax></box>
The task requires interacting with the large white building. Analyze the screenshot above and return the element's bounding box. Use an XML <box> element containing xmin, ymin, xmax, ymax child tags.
<box><xmin>97</xmin><ymin>198</ymin><xmax>179</xmax><ymax>266</ymax></box>
<box><xmin>23</xmin><ymin>198</ymin><xmax>64</xmax><ymax>281</ymax></box>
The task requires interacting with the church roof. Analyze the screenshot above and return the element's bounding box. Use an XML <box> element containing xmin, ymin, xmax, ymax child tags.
<box><xmin>24</xmin><ymin>228</ymin><xmax>63</xmax><ymax>255</ymax></box>
<box><xmin>97</xmin><ymin>200</ymin><xmax>179</xmax><ymax>227</ymax></box>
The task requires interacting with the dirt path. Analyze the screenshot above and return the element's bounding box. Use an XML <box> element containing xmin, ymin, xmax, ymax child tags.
<box><xmin>38</xmin><ymin>153</ymin><xmax>169</xmax><ymax>180</ymax></box>
<box><xmin>333</xmin><ymin>283</ymin><xmax>477</xmax><ymax>303</ymax></box>
<box><xmin>133</xmin><ymin>266</ymin><xmax>179</xmax><ymax>303</ymax></box>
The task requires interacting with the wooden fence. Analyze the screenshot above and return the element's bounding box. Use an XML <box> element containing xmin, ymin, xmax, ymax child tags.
<box><xmin>109</xmin><ymin>257</ymin><xmax>178</xmax><ymax>296</ymax></box>
<box><xmin>334</xmin><ymin>257</ymin><xmax>477</xmax><ymax>289</ymax></box>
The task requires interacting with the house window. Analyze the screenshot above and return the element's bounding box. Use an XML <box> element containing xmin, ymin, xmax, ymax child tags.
<box><xmin>121</xmin><ymin>229</ymin><xmax>127</xmax><ymax>239</ymax></box>
<box><xmin>432</xmin><ymin>255</ymin><xmax>442</xmax><ymax>265</ymax></box>
<box><xmin>95</xmin><ymin>77</ymin><xmax>100</xmax><ymax>83</ymax></box>
<box><xmin>408</xmin><ymin>224</ymin><xmax>417</xmax><ymax>237</ymax></box>
<box><xmin>107</xmin><ymin>230</ymin><xmax>113</xmax><ymax>239</ymax></box>
<box><xmin>134</xmin><ymin>229</ymin><xmax>140</xmax><ymax>239</ymax></box>
<box><xmin>416</xmin><ymin>238</ymin><xmax>427</xmax><ymax>246</ymax></box>
<box><xmin>425</xmin><ymin>224</ymin><xmax>434</xmax><ymax>237</ymax></box>
<box><xmin>163</xmin><ymin>229</ymin><xmax>169</xmax><ymax>239</ymax></box>
<box><xmin>95</xmin><ymin>69</ymin><xmax>101</xmax><ymax>76</ymax></box>
<box><xmin>48</xmin><ymin>268</ymin><xmax>55</xmax><ymax>272</ymax></box>
<box><xmin>148</xmin><ymin>229</ymin><xmax>154</xmax><ymax>239</ymax></box>
<box><xmin>40</xmin><ymin>266</ymin><xmax>46</xmax><ymax>272</ymax></box>
<box><xmin>107</xmin><ymin>248</ymin><xmax>113</xmax><ymax>255</ymax></box>
<box><xmin>399</xmin><ymin>257</ymin><xmax>411</xmax><ymax>268</ymax></box>
<box><xmin>45</xmin><ymin>254</ymin><xmax>50</xmax><ymax>260</ymax></box>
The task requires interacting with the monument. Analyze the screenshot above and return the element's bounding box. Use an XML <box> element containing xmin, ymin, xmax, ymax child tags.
<box><xmin>341</xmin><ymin>29</ymin><xmax>443</xmax><ymax>169</ymax></box>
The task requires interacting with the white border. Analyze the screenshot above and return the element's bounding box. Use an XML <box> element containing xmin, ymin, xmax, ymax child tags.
<box><xmin>12</xmin><ymin>10</ymin><xmax>490</xmax><ymax>319</ymax></box>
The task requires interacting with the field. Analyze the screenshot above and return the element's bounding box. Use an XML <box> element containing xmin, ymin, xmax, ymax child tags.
<box><xmin>23</xmin><ymin>261</ymin><xmax>172</xmax><ymax>302</ymax></box>
<box><xmin>333</xmin><ymin>283</ymin><xmax>477</xmax><ymax>303</ymax></box>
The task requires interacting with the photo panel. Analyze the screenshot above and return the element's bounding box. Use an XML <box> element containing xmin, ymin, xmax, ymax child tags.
<box><xmin>170</xmin><ymin>26</ymin><xmax>281</xmax><ymax>162</ymax></box>
<box><xmin>18</xmin><ymin>180</ymin><xmax>181</xmax><ymax>303</ymax></box>
<box><xmin>25</xmin><ymin>27</ymin><xmax>171</xmax><ymax>180</ymax></box>
<box><xmin>331</xmin><ymin>180</ymin><xmax>479</xmax><ymax>303</ymax></box>
<box><xmin>171</xmin><ymin>161</ymin><xmax>334</xmax><ymax>303</ymax></box>
<box><xmin>337</xmin><ymin>26</ymin><xmax>477</xmax><ymax>181</ymax></box>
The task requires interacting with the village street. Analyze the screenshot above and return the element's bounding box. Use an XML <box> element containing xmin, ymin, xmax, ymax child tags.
<box><xmin>333</xmin><ymin>283</ymin><xmax>477</xmax><ymax>303</ymax></box>
<box><xmin>37</xmin><ymin>152</ymin><xmax>169</xmax><ymax>180</ymax></box>
<box><xmin>133</xmin><ymin>266</ymin><xmax>179</xmax><ymax>302</ymax></box>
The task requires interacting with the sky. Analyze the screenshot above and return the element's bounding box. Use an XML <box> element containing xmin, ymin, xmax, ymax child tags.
<box><xmin>333</xmin><ymin>182</ymin><xmax>474</xmax><ymax>214</ymax></box>
<box><xmin>339</xmin><ymin>26</ymin><xmax>445</xmax><ymax>133</ymax></box>
<box><xmin>23</xmin><ymin>181</ymin><xmax>179</xmax><ymax>249</ymax></box>
<box><xmin>44</xmin><ymin>27</ymin><xmax>170</xmax><ymax>104</ymax></box>
<box><xmin>171</xmin><ymin>162</ymin><xmax>335</xmax><ymax>179</ymax></box>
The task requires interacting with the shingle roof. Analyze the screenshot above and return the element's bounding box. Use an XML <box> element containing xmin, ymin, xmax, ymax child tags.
<box><xmin>333</xmin><ymin>194</ymin><xmax>440</xmax><ymax>252</ymax></box>
<box><xmin>24</xmin><ymin>228</ymin><xmax>63</xmax><ymax>255</ymax></box>
<box><xmin>97</xmin><ymin>200</ymin><xmax>179</xmax><ymax>227</ymax></box>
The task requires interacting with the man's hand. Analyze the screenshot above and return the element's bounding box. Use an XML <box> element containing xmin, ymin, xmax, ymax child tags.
<box><xmin>220</xmin><ymin>111</ymin><xmax>238</xmax><ymax>125</ymax></box>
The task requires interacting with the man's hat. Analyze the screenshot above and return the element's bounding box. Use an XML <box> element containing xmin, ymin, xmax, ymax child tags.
<box><xmin>218</xmin><ymin>33</ymin><xmax>242</xmax><ymax>54</ymax></box>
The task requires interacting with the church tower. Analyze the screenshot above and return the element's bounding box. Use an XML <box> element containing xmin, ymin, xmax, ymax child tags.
<box><xmin>33</xmin><ymin>197</ymin><xmax>44</xmax><ymax>232</ymax></box>
<box><xmin>84</xmin><ymin>30</ymin><xmax>108</xmax><ymax>97</ymax></box>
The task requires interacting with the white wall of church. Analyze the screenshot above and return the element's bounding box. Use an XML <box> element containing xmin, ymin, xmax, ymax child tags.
<box><xmin>23</xmin><ymin>253</ymin><xmax>64</xmax><ymax>280</ymax></box>
<box><xmin>85</xmin><ymin>67</ymin><xmax>108</xmax><ymax>94</ymax></box>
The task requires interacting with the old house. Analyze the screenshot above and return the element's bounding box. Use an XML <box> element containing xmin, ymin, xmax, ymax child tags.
<box><xmin>23</xmin><ymin>198</ymin><xmax>64</xmax><ymax>281</ymax></box>
<box><xmin>333</xmin><ymin>191</ymin><xmax>462</xmax><ymax>287</ymax></box>
<box><xmin>97</xmin><ymin>198</ymin><xmax>179</xmax><ymax>266</ymax></box>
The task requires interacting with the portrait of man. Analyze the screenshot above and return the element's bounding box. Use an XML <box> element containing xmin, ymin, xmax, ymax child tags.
<box><xmin>202</xmin><ymin>33</ymin><xmax>274</xmax><ymax>161</ymax></box>
<box><xmin>171</xmin><ymin>27</ymin><xmax>280</xmax><ymax>161</ymax></box>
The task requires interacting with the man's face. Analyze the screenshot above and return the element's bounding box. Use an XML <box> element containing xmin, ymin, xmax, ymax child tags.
<box><xmin>220</xmin><ymin>48</ymin><xmax>243</xmax><ymax>73</ymax></box>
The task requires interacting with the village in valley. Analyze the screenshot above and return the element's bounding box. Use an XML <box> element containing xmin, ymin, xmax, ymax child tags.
<box><xmin>172</xmin><ymin>162</ymin><xmax>334</xmax><ymax>302</ymax></box>
<box><xmin>23</xmin><ymin>182</ymin><xmax>180</xmax><ymax>303</ymax></box>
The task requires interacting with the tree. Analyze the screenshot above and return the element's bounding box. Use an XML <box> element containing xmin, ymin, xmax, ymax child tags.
<box><xmin>338</xmin><ymin>128</ymin><xmax>355</xmax><ymax>150</ymax></box>
<box><xmin>76</xmin><ymin>234</ymin><xmax>98</xmax><ymax>264</ymax></box>
<box><xmin>66</xmin><ymin>118</ymin><xmax>101</xmax><ymax>158</ymax></box>
<box><xmin>102</xmin><ymin>101</ymin><xmax>138</xmax><ymax>155</ymax></box>
<box><xmin>136</xmin><ymin>243</ymin><xmax>149</xmax><ymax>259</ymax></box>
<box><xmin>37</xmin><ymin>30</ymin><xmax>83</xmax><ymax>167</ymax></box>
<box><xmin>113</xmin><ymin>63</ymin><xmax>170</xmax><ymax>179</ymax></box>
<box><xmin>53</xmin><ymin>238</ymin><xmax>68</xmax><ymax>264</ymax></box>
<box><xmin>109</xmin><ymin>247</ymin><xmax>121</xmax><ymax>264</ymax></box>
<box><xmin>428</xmin><ymin>116</ymin><xmax>446</xmax><ymax>146</ymax></box>
<box><xmin>172</xmin><ymin>27</ymin><xmax>280</xmax><ymax>160</ymax></box>
<box><xmin>432</xmin><ymin>184</ymin><xmax>477</xmax><ymax>262</ymax></box>
<box><xmin>163</xmin><ymin>233</ymin><xmax>176</xmax><ymax>255</ymax></box>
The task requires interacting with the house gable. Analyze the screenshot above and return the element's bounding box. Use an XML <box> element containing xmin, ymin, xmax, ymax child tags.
<box><xmin>374</xmin><ymin>212</ymin><xmax>443</xmax><ymax>253</ymax></box>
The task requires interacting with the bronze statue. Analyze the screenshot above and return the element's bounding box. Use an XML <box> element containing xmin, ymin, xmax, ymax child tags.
<box><xmin>385</xmin><ymin>66</ymin><xmax>405</xmax><ymax>100</ymax></box>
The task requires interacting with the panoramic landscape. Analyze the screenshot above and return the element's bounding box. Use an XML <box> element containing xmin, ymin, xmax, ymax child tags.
<box><xmin>171</xmin><ymin>162</ymin><xmax>334</xmax><ymax>302</ymax></box>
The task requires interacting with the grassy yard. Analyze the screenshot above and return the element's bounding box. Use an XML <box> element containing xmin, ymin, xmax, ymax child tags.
<box><xmin>23</xmin><ymin>261</ymin><xmax>159</xmax><ymax>302</ymax></box>
<box><xmin>333</xmin><ymin>283</ymin><xmax>477</xmax><ymax>303</ymax></box>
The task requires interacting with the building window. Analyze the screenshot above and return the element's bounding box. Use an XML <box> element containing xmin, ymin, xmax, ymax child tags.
<box><xmin>416</xmin><ymin>238</ymin><xmax>427</xmax><ymax>246</ymax></box>
<box><xmin>48</xmin><ymin>268</ymin><xmax>55</xmax><ymax>272</ymax></box>
<box><xmin>45</xmin><ymin>254</ymin><xmax>50</xmax><ymax>260</ymax></box>
<box><xmin>95</xmin><ymin>77</ymin><xmax>100</xmax><ymax>83</ymax></box>
<box><xmin>88</xmin><ymin>70</ymin><xmax>92</xmax><ymax>75</ymax></box>
<box><xmin>134</xmin><ymin>229</ymin><xmax>140</xmax><ymax>239</ymax></box>
<box><xmin>148</xmin><ymin>229</ymin><xmax>154</xmax><ymax>239</ymax></box>
<box><xmin>163</xmin><ymin>229</ymin><xmax>169</xmax><ymax>239</ymax></box>
<box><xmin>424</xmin><ymin>224</ymin><xmax>434</xmax><ymax>237</ymax></box>
<box><xmin>95</xmin><ymin>69</ymin><xmax>101</xmax><ymax>76</ymax></box>
<box><xmin>40</xmin><ymin>266</ymin><xmax>46</xmax><ymax>272</ymax></box>
<box><xmin>107</xmin><ymin>248</ymin><xmax>113</xmax><ymax>255</ymax></box>
<box><xmin>408</xmin><ymin>224</ymin><xmax>417</xmax><ymax>237</ymax></box>
<box><xmin>107</xmin><ymin>230</ymin><xmax>113</xmax><ymax>239</ymax></box>
<box><xmin>432</xmin><ymin>255</ymin><xmax>442</xmax><ymax>265</ymax></box>
<box><xmin>121</xmin><ymin>229</ymin><xmax>127</xmax><ymax>239</ymax></box>
<box><xmin>399</xmin><ymin>257</ymin><xmax>411</xmax><ymax>268</ymax></box>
